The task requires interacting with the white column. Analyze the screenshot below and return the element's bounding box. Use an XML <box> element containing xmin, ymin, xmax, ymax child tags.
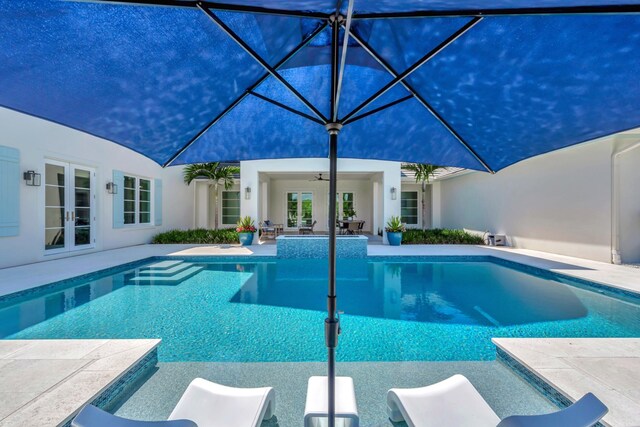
<box><xmin>431</xmin><ymin>181</ymin><xmax>442</xmax><ymax>228</ymax></box>
<box><xmin>260</xmin><ymin>180</ymin><xmax>269</xmax><ymax>223</ymax></box>
<box><xmin>240</xmin><ymin>161</ymin><xmax>260</xmax><ymax>244</ymax></box>
<box><xmin>372</xmin><ymin>180</ymin><xmax>380</xmax><ymax>237</ymax></box>
<box><xmin>382</xmin><ymin>163</ymin><xmax>402</xmax><ymax>244</ymax></box>
<box><xmin>194</xmin><ymin>181</ymin><xmax>210</xmax><ymax>229</ymax></box>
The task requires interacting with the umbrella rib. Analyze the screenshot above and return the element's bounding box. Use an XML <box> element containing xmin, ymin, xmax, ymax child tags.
<box><xmin>72</xmin><ymin>0</ymin><xmax>329</xmax><ymax>19</ymax></box>
<box><xmin>346</xmin><ymin>24</ymin><xmax>495</xmax><ymax>173</ymax></box>
<box><xmin>340</xmin><ymin>17</ymin><xmax>482</xmax><ymax>124</ymax></box>
<box><xmin>351</xmin><ymin>4</ymin><xmax>640</xmax><ymax>19</ymax></box>
<box><xmin>249</xmin><ymin>91</ymin><xmax>325</xmax><ymax>125</ymax></box>
<box><xmin>330</xmin><ymin>14</ymin><xmax>339</xmax><ymax>123</ymax></box>
<box><xmin>163</xmin><ymin>21</ymin><xmax>328</xmax><ymax>167</ymax></box>
<box><xmin>342</xmin><ymin>95</ymin><xmax>413</xmax><ymax>125</ymax></box>
<box><xmin>333</xmin><ymin>0</ymin><xmax>355</xmax><ymax>122</ymax></box>
<box><xmin>198</xmin><ymin>3</ymin><xmax>328</xmax><ymax>123</ymax></box>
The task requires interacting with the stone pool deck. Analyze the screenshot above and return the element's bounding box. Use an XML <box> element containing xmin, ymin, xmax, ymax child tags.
<box><xmin>0</xmin><ymin>339</ymin><xmax>159</xmax><ymax>427</ymax></box>
<box><xmin>494</xmin><ymin>338</ymin><xmax>640</xmax><ymax>427</ymax></box>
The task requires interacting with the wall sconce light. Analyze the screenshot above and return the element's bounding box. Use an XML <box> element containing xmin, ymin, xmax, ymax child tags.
<box><xmin>23</xmin><ymin>170</ymin><xmax>41</xmax><ymax>187</ymax></box>
<box><xmin>245</xmin><ymin>186</ymin><xmax>251</xmax><ymax>200</ymax></box>
<box><xmin>106</xmin><ymin>182</ymin><xmax>118</xmax><ymax>194</ymax></box>
<box><xmin>390</xmin><ymin>187</ymin><xmax>397</xmax><ymax>200</ymax></box>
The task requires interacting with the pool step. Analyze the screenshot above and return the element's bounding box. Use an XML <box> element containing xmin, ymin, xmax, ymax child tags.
<box><xmin>137</xmin><ymin>262</ymin><xmax>194</xmax><ymax>276</ymax></box>
<box><xmin>131</xmin><ymin>263</ymin><xmax>203</xmax><ymax>285</ymax></box>
<box><xmin>143</xmin><ymin>260</ymin><xmax>183</xmax><ymax>270</ymax></box>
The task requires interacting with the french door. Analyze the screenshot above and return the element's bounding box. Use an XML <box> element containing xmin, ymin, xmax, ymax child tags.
<box><xmin>44</xmin><ymin>160</ymin><xmax>96</xmax><ymax>253</ymax></box>
<box><xmin>337</xmin><ymin>192</ymin><xmax>354</xmax><ymax>219</ymax></box>
<box><xmin>286</xmin><ymin>191</ymin><xmax>313</xmax><ymax>228</ymax></box>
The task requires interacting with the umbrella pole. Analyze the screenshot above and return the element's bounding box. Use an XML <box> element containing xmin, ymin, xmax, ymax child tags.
<box><xmin>325</xmin><ymin>123</ymin><xmax>341</xmax><ymax>427</ymax></box>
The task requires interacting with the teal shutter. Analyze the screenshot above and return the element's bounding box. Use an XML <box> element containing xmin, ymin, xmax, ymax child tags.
<box><xmin>112</xmin><ymin>170</ymin><xmax>124</xmax><ymax>228</ymax></box>
<box><xmin>0</xmin><ymin>146</ymin><xmax>20</xmax><ymax>237</ymax></box>
<box><xmin>154</xmin><ymin>178</ymin><xmax>162</xmax><ymax>226</ymax></box>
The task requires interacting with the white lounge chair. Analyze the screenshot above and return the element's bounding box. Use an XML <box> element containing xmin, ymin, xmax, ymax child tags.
<box><xmin>72</xmin><ymin>378</ymin><xmax>275</xmax><ymax>427</ymax></box>
<box><xmin>387</xmin><ymin>374</ymin><xmax>607</xmax><ymax>427</ymax></box>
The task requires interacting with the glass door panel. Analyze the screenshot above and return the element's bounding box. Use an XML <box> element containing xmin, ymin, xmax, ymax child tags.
<box><xmin>286</xmin><ymin>192</ymin><xmax>298</xmax><ymax>228</ymax></box>
<box><xmin>73</xmin><ymin>167</ymin><xmax>93</xmax><ymax>247</ymax></box>
<box><xmin>45</xmin><ymin>163</ymin><xmax>66</xmax><ymax>251</ymax></box>
<box><xmin>45</xmin><ymin>162</ymin><xmax>95</xmax><ymax>252</ymax></box>
<box><xmin>301</xmin><ymin>193</ymin><xmax>313</xmax><ymax>226</ymax></box>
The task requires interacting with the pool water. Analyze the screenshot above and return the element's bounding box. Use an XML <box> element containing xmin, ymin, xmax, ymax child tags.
<box><xmin>1</xmin><ymin>256</ymin><xmax>639</xmax><ymax>362</ymax></box>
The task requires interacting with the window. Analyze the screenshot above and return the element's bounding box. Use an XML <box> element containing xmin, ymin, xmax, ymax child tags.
<box><xmin>286</xmin><ymin>192</ymin><xmax>298</xmax><ymax>227</ymax></box>
<box><xmin>222</xmin><ymin>191</ymin><xmax>240</xmax><ymax>225</ymax></box>
<box><xmin>124</xmin><ymin>175</ymin><xmax>151</xmax><ymax>225</ymax></box>
<box><xmin>401</xmin><ymin>191</ymin><xmax>418</xmax><ymax>225</ymax></box>
<box><xmin>342</xmin><ymin>192</ymin><xmax>354</xmax><ymax>218</ymax></box>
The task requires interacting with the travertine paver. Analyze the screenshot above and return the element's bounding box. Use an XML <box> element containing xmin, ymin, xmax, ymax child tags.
<box><xmin>493</xmin><ymin>338</ymin><xmax>640</xmax><ymax>427</ymax></box>
<box><xmin>0</xmin><ymin>339</ymin><xmax>160</xmax><ymax>427</ymax></box>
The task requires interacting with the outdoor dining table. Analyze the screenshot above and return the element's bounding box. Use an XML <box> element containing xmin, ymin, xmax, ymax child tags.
<box><xmin>338</xmin><ymin>220</ymin><xmax>364</xmax><ymax>235</ymax></box>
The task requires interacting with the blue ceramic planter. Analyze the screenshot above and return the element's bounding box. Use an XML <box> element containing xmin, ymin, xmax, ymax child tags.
<box><xmin>387</xmin><ymin>232</ymin><xmax>402</xmax><ymax>246</ymax></box>
<box><xmin>239</xmin><ymin>232</ymin><xmax>254</xmax><ymax>246</ymax></box>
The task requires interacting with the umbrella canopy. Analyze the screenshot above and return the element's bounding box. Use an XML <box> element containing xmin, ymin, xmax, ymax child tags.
<box><xmin>2</xmin><ymin>1</ymin><xmax>640</xmax><ymax>425</ymax></box>
<box><xmin>2</xmin><ymin>1</ymin><xmax>640</xmax><ymax>171</ymax></box>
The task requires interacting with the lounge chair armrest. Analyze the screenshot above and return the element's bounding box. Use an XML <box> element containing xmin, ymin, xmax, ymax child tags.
<box><xmin>72</xmin><ymin>405</ymin><xmax>196</xmax><ymax>427</ymax></box>
<box><xmin>497</xmin><ymin>393</ymin><xmax>608</xmax><ymax>427</ymax></box>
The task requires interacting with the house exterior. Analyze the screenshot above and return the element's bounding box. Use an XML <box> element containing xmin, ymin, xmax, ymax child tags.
<box><xmin>192</xmin><ymin>158</ymin><xmax>432</xmax><ymax>239</ymax></box>
<box><xmin>1</xmin><ymin>106</ymin><xmax>639</xmax><ymax>269</ymax></box>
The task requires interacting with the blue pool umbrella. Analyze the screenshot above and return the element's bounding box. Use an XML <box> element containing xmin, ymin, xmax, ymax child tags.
<box><xmin>2</xmin><ymin>1</ymin><xmax>640</xmax><ymax>424</ymax></box>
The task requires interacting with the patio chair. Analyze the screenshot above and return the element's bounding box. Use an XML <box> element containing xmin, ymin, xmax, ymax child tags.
<box><xmin>357</xmin><ymin>220</ymin><xmax>365</xmax><ymax>234</ymax></box>
<box><xmin>72</xmin><ymin>378</ymin><xmax>275</xmax><ymax>427</ymax></box>
<box><xmin>260</xmin><ymin>220</ymin><xmax>277</xmax><ymax>240</ymax></box>
<box><xmin>387</xmin><ymin>374</ymin><xmax>607</xmax><ymax>427</ymax></box>
<box><xmin>299</xmin><ymin>220</ymin><xmax>317</xmax><ymax>235</ymax></box>
<box><xmin>337</xmin><ymin>220</ymin><xmax>348</xmax><ymax>235</ymax></box>
<box><xmin>346</xmin><ymin>221</ymin><xmax>359</xmax><ymax>235</ymax></box>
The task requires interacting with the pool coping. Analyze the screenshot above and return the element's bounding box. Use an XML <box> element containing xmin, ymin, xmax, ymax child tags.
<box><xmin>0</xmin><ymin>339</ymin><xmax>160</xmax><ymax>427</ymax></box>
<box><xmin>493</xmin><ymin>338</ymin><xmax>640</xmax><ymax>427</ymax></box>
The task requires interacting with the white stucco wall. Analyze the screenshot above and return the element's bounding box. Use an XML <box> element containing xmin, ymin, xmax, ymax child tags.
<box><xmin>267</xmin><ymin>177</ymin><xmax>373</xmax><ymax>233</ymax></box>
<box><xmin>435</xmin><ymin>132</ymin><xmax>640</xmax><ymax>263</ymax></box>
<box><xmin>617</xmin><ymin>142</ymin><xmax>640</xmax><ymax>264</ymax></box>
<box><xmin>0</xmin><ymin>107</ymin><xmax>193</xmax><ymax>268</ymax></box>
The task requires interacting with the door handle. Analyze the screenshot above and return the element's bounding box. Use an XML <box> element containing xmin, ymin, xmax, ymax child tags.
<box><xmin>71</xmin><ymin>211</ymin><xmax>75</xmax><ymax>222</ymax></box>
<box><xmin>66</xmin><ymin>211</ymin><xmax>70</xmax><ymax>222</ymax></box>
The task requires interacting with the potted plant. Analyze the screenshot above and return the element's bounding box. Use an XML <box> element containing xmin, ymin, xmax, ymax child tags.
<box><xmin>385</xmin><ymin>216</ymin><xmax>405</xmax><ymax>246</ymax></box>
<box><xmin>345</xmin><ymin>207</ymin><xmax>357</xmax><ymax>220</ymax></box>
<box><xmin>236</xmin><ymin>216</ymin><xmax>256</xmax><ymax>246</ymax></box>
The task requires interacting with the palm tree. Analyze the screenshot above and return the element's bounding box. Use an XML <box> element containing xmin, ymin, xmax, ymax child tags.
<box><xmin>183</xmin><ymin>162</ymin><xmax>240</xmax><ymax>230</ymax></box>
<box><xmin>401</xmin><ymin>163</ymin><xmax>443</xmax><ymax>230</ymax></box>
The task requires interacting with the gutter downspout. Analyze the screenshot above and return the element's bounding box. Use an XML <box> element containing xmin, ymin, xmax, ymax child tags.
<box><xmin>611</xmin><ymin>138</ymin><xmax>640</xmax><ymax>264</ymax></box>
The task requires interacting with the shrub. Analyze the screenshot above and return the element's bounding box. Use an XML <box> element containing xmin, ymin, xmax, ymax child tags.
<box><xmin>151</xmin><ymin>228</ymin><xmax>239</xmax><ymax>244</ymax></box>
<box><xmin>401</xmin><ymin>229</ymin><xmax>484</xmax><ymax>245</ymax></box>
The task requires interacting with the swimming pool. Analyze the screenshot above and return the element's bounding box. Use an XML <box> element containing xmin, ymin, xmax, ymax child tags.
<box><xmin>1</xmin><ymin>256</ymin><xmax>639</xmax><ymax>362</ymax></box>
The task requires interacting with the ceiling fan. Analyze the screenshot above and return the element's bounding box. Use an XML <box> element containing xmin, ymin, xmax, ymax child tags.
<box><xmin>309</xmin><ymin>173</ymin><xmax>328</xmax><ymax>182</ymax></box>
